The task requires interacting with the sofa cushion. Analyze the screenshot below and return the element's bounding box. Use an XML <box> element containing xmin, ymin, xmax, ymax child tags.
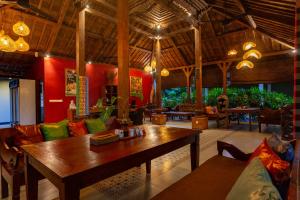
<box><xmin>267</xmin><ymin>134</ymin><xmax>294</xmax><ymax>162</ymax></box>
<box><xmin>249</xmin><ymin>139</ymin><xmax>290</xmax><ymax>184</ymax></box>
<box><xmin>68</xmin><ymin>120</ymin><xmax>88</xmax><ymax>137</ymax></box>
<box><xmin>152</xmin><ymin>155</ymin><xmax>246</xmax><ymax>200</ymax></box>
<box><xmin>85</xmin><ymin>118</ymin><xmax>106</xmax><ymax>134</ymax></box>
<box><xmin>226</xmin><ymin>158</ymin><xmax>282</xmax><ymax>200</ymax></box>
<box><xmin>41</xmin><ymin>120</ymin><xmax>69</xmax><ymax>141</ymax></box>
<box><xmin>14</xmin><ymin>125</ymin><xmax>44</xmax><ymax>145</ymax></box>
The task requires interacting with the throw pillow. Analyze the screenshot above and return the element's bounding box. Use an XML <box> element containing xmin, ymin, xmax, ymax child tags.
<box><xmin>41</xmin><ymin>120</ymin><xmax>69</xmax><ymax>141</ymax></box>
<box><xmin>68</xmin><ymin>120</ymin><xmax>88</xmax><ymax>137</ymax></box>
<box><xmin>226</xmin><ymin>158</ymin><xmax>282</xmax><ymax>200</ymax></box>
<box><xmin>267</xmin><ymin>134</ymin><xmax>294</xmax><ymax>162</ymax></box>
<box><xmin>85</xmin><ymin>118</ymin><xmax>106</xmax><ymax>134</ymax></box>
<box><xmin>14</xmin><ymin>124</ymin><xmax>44</xmax><ymax>145</ymax></box>
<box><xmin>249</xmin><ymin>139</ymin><xmax>290</xmax><ymax>183</ymax></box>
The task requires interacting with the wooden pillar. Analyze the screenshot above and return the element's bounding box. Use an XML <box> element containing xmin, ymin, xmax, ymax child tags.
<box><xmin>217</xmin><ymin>62</ymin><xmax>232</xmax><ymax>94</ymax></box>
<box><xmin>155</xmin><ymin>39</ymin><xmax>162</xmax><ymax>108</ymax></box>
<box><xmin>182</xmin><ymin>67</ymin><xmax>194</xmax><ymax>102</ymax></box>
<box><xmin>75</xmin><ymin>5</ymin><xmax>87</xmax><ymax>116</ymax></box>
<box><xmin>295</xmin><ymin>1</ymin><xmax>300</xmax><ymax>139</ymax></box>
<box><xmin>117</xmin><ymin>0</ymin><xmax>130</xmax><ymax>119</ymax></box>
<box><xmin>195</xmin><ymin>26</ymin><xmax>203</xmax><ymax>110</ymax></box>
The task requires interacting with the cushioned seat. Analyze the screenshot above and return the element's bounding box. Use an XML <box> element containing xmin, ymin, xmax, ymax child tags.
<box><xmin>152</xmin><ymin>155</ymin><xmax>247</xmax><ymax>200</ymax></box>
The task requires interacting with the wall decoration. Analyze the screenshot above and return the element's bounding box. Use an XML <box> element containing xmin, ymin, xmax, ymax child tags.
<box><xmin>130</xmin><ymin>76</ymin><xmax>143</xmax><ymax>100</ymax></box>
<box><xmin>65</xmin><ymin>69</ymin><xmax>76</xmax><ymax>96</ymax></box>
<box><xmin>76</xmin><ymin>76</ymin><xmax>89</xmax><ymax>116</ymax></box>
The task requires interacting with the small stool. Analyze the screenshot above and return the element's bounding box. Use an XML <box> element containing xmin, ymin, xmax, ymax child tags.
<box><xmin>192</xmin><ymin>116</ymin><xmax>208</xmax><ymax>130</ymax></box>
<box><xmin>152</xmin><ymin>114</ymin><xmax>167</xmax><ymax>125</ymax></box>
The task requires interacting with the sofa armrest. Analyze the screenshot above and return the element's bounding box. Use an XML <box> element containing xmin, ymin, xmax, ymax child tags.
<box><xmin>217</xmin><ymin>141</ymin><xmax>251</xmax><ymax>161</ymax></box>
<box><xmin>0</xmin><ymin>139</ymin><xmax>23</xmax><ymax>168</ymax></box>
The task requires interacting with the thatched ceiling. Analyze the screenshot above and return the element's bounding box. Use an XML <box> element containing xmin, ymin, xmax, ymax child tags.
<box><xmin>0</xmin><ymin>0</ymin><xmax>296</xmax><ymax>70</ymax></box>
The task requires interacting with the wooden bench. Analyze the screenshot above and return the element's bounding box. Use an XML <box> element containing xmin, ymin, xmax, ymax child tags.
<box><xmin>152</xmin><ymin>140</ymin><xmax>299</xmax><ymax>200</ymax></box>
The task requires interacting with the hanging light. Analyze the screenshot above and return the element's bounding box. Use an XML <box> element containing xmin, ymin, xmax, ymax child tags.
<box><xmin>243</xmin><ymin>49</ymin><xmax>262</xmax><ymax>60</ymax></box>
<box><xmin>236</xmin><ymin>60</ymin><xmax>254</xmax><ymax>70</ymax></box>
<box><xmin>150</xmin><ymin>58</ymin><xmax>156</xmax><ymax>69</ymax></box>
<box><xmin>242</xmin><ymin>41</ymin><xmax>256</xmax><ymax>51</ymax></box>
<box><xmin>15</xmin><ymin>37</ymin><xmax>29</xmax><ymax>52</ymax></box>
<box><xmin>161</xmin><ymin>68</ymin><xmax>169</xmax><ymax>77</ymax></box>
<box><xmin>0</xmin><ymin>31</ymin><xmax>16</xmax><ymax>52</ymax></box>
<box><xmin>13</xmin><ymin>21</ymin><xmax>30</xmax><ymax>36</ymax></box>
<box><xmin>144</xmin><ymin>65</ymin><xmax>152</xmax><ymax>73</ymax></box>
<box><xmin>227</xmin><ymin>49</ymin><xmax>237</xmax><ymax>56</ymax></box>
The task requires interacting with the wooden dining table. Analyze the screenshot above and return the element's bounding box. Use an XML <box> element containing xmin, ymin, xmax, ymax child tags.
<box><xmin>22</xmin><ymin>125</ymin><xmax>200</xmax><ymax>200</ymax></box>
<box><xmin>225</xmin><ymin>107</ymin><xmax>260</xmax><ymax>131</ymax></box>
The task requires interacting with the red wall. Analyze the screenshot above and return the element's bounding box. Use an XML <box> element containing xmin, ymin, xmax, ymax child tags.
<box><xmin>37</xmin><ymin>57</ymin><xmax>152</xmax><ymax>123</ymax></box>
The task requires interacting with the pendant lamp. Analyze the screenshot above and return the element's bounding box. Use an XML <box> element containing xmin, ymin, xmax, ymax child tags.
<box><xmin>236</xmin><ymin>60</ymin><xmax>254</xmax><ymax>70</ymax></box>
<box><xmin>243</xmin><ymin>49</ymin><xmax>262</xmax><ymax>60</ymax></box>
<box><xmin>13</xmin><ymin>21</ymin><xmax>30</xmax><ymax>36</ymax></box>
<box><xmin>15</xmin><ymin>37</ymin><xmax>29</xmax><ymax>52</ymax></box>
<box><xmin>161</xmin><ymin>68</ymin><xmax>169</xmax><ymax>77</ymax></box>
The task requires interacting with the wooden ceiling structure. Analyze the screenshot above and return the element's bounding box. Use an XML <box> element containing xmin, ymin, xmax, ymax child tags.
<box><xmin>0</xmin><ymin>0</ymin><xmax>296</xmax><ymax>70</ymax></box>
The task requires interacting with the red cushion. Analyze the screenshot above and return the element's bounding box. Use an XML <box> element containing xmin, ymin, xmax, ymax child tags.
<box><xmin>68</xmin><ymin>121</ymin><xmax>88</xmax><ymax>136</ymax></box>
<box><xmin>14</xmin><ymin>125</ymin><xmax>44</xmax><ymax>145</ymax></box>
<box><xmin>249</xmin><ymin>139</ymin><xmax>290</xmax><ymax>182</ymax></box>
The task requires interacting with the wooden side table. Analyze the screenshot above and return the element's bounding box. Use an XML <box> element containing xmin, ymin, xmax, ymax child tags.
<box><xmin>192</xmin><ymin>116</ymin><xmax>208</xmax><ymax>130</ymax></box>
<box><xmin>152</xmin><ymin>114</ymin><xmax>167</xmax><ymax>125</ymax></box>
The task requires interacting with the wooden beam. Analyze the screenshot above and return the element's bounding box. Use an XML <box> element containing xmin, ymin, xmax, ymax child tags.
<box><xmin>217</xmin><ymin>62</ymin><xmax>232</xmax><ymax>94</ymax></box>
<box><xmin>212</xmin><ymin>8</ymin><xmax>294</xmax><ymax>49</ymax></box>
<box><xmin>233</xmin><ymin>0</ymin><xmax>256</xmax><ymax>29</ymax></box>
<box><xmin>167</xmin><ymin>37</ymin><xmax>188</xmax><ymax>65</ymax></box>
<box><xmin>84</xmin><ymin>7</ymin><xmax>154</xmax><ymax>37</ymax></box>
<box><xmin>117</xmin><ymin>0</ymin><xmax>130</xmax><ymax>119</ymax></box>
<box><xmin>155</xmin><ymin>39</ymin><xmax>162</xmax><ymax>108</ymax></box>
<box><xmin>194</xmin><ymin>26</ymin><xmax>203</xmax><ymax>110</ymax></box>
<box><xmin>76</xmin><ymin>9</ymin><xmax>85</xmax><ymax>76</ymax></box>
<box><xmin>47</xmin><ymin>0</ymin><xmax>72</xmax><ymax>52</ymax></box>
<box><xmin>168</xmin><ymin>49</ymin><xmax>293</xmax><ymax>70</ymax></box>
<box><xmin>182</xmin><ymin>67</ymin><xmax>194</xmax><ymax>102</ymax></box>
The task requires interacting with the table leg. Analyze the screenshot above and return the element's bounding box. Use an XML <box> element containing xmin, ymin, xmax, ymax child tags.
<box><xmin>190</xmin><ymin>134</ymin><xmax>200</xmax><ymax>171</ymax></box>
<box><xmin>146</xmin><ymin>161</ymin><xmax>151</xmax><ymax>174</ymax></box>
<box><xmin>249</xmin><ymin>114</ymin><xmax>252</xmax><ymax>131</ymax></box>
<box><xmin>24</xmin><ymin>155</ymin><xmax>39</xmax><ymax>200</ymax></box>
<box><xmin>59</xmin><ymin>182</ymin><xmax>80</xmax><ymax>200</ymax></box>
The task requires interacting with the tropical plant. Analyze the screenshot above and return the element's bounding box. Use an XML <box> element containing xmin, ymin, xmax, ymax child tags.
<box><xmin>96</xmin><ymin>96</ymin><xmax>117</xmax><ymax>122</ymax></box>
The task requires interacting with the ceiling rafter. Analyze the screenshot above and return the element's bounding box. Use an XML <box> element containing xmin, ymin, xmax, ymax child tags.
<box><xmin>233</xmin><ymin>0</ymin><xmax>256</xmax><ymax>29</ymax></box>
<box><xmin>46</xmin><ymin>0</ymin><xmax>72</xmax><ymax>53</ymax></box>
<box><xmin>211</xmin><ymin>7</ymin><xmax>294</xmax><ymax>49</ymax></box>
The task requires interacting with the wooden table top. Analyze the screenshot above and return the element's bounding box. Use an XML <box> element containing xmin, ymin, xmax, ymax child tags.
<box><xmin>22</xmin><ymin>125</ymin><xmax>199</xmax><ymax>180</ymax></box>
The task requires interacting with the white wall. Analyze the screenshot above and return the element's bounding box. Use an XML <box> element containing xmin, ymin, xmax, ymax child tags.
<box><xmin>19</xmin><ymin>79</ymin><xmax>36</xmax><ymax>125</ymax></box>
<box><xmin>0</xmin><ymin>80</ymin><xmax>11</xmax><ymax>123</ymax></box>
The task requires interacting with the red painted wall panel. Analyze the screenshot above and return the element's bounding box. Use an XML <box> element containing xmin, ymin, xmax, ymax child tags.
<box><xmin>38</xmin><ymin>57</ymin><xmax>152</xmax><ymax>123</ymax></box>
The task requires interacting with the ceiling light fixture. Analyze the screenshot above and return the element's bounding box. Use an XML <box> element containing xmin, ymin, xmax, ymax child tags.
<box><xmin>15</xmin><ymin>37</ymin><xmax>29</xmax><ymax>52</ymax></box>
<box><xmin>161</xmin><ymin>68</ymin><xmax>170</xmax><ymax>77</ymax></box>
<box><xmin>236</xmin><ymin>60</ymin><xmax>254</xmax><ymax>70</ymax></box>
<box><xmin>242</xmin><ymin>41</ymin><xmax>256</xmax><ymax>51</ymax></box>
<box><xmin>243</xmin><ymin>49</ymin><xmax>262</xmax><ymax>60</ymax></box>
<box><xmin>13</xmin><ymin>21</ymin><xmax>30</xmax><ymax>37</ymax></box>
<box><xmin>227</xmin><ymin>49</ymin><xmax>237</xmax><ymax>56</ymax></box>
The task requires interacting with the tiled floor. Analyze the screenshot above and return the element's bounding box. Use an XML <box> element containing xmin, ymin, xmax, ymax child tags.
<box><xmin>3</xmin><ymin>120</ymin><xmax>279</xmax><ymax>200</ymax></box>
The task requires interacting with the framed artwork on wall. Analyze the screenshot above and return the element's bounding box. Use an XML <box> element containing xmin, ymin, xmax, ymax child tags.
<box><xmin>65</xmin><ymin>69</ymin><xmax>77</xmax><ymax>96</ymax></box>
<box><xmin>130</xmin><ymin>76</ymin><xmax>143</xmax><ymax>100</ymax></box>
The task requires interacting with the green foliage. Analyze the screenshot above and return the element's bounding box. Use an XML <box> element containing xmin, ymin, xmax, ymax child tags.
<box><xmin>163</xmin><ymin>87</ymin><xmax>293</xmax><ymax>110</ymax></box>
<box><xmin>96</xmin><ymin>97</ymin><xmax>117</xmax><ymax>122</ymax></box>
<box><xmin>206</xmin><ymin>87</ymin><xmax>293</xmax><ymax>109</ymax></box>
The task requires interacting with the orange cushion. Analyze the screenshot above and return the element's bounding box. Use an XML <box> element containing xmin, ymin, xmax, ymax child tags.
<box><xmin>68</xmin><ymin>121</ymin><xmax>88</xmax><ymax>136</ymax></box>
<box><xmin>15</xmin><ymin>125</ymin><xmax>44</xmax><ymax>145</ymax></box>
<box><xmin>249</xmin><ymin>139</ymin><xmax>290</xmax><ymax>182</ymax></box>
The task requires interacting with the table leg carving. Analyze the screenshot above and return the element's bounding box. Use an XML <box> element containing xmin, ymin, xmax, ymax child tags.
<box><xmin>190</xmin><ymin>134</ymin><xmax>200</xmax><ymax>171</ymax></box>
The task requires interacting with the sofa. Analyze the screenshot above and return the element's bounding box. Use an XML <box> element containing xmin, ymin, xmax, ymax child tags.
<box><xmin>152</xmin><ymin>139</ymin><xmax>299</xmax><ymax>200</ymax></box>
<box><xmin>0</xmin><ymin>117</ymin><xmax>120</xmax><ymax>200</ymax></box>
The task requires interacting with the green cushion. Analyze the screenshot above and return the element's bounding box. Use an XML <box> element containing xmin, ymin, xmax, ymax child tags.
<box><xmin>41</xmin><ymin>120</ymin><xmax>69</xmax><ymax>141</ymax></box>
<box><xmin>85</xmin><ymin>118</ymin><xmax>106</xmax><ymax>134</ymax></box>
<box><xmin>226</xmin><ymin>158</ymin><xmax>282</xmax><ymax>200</ymax></box>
